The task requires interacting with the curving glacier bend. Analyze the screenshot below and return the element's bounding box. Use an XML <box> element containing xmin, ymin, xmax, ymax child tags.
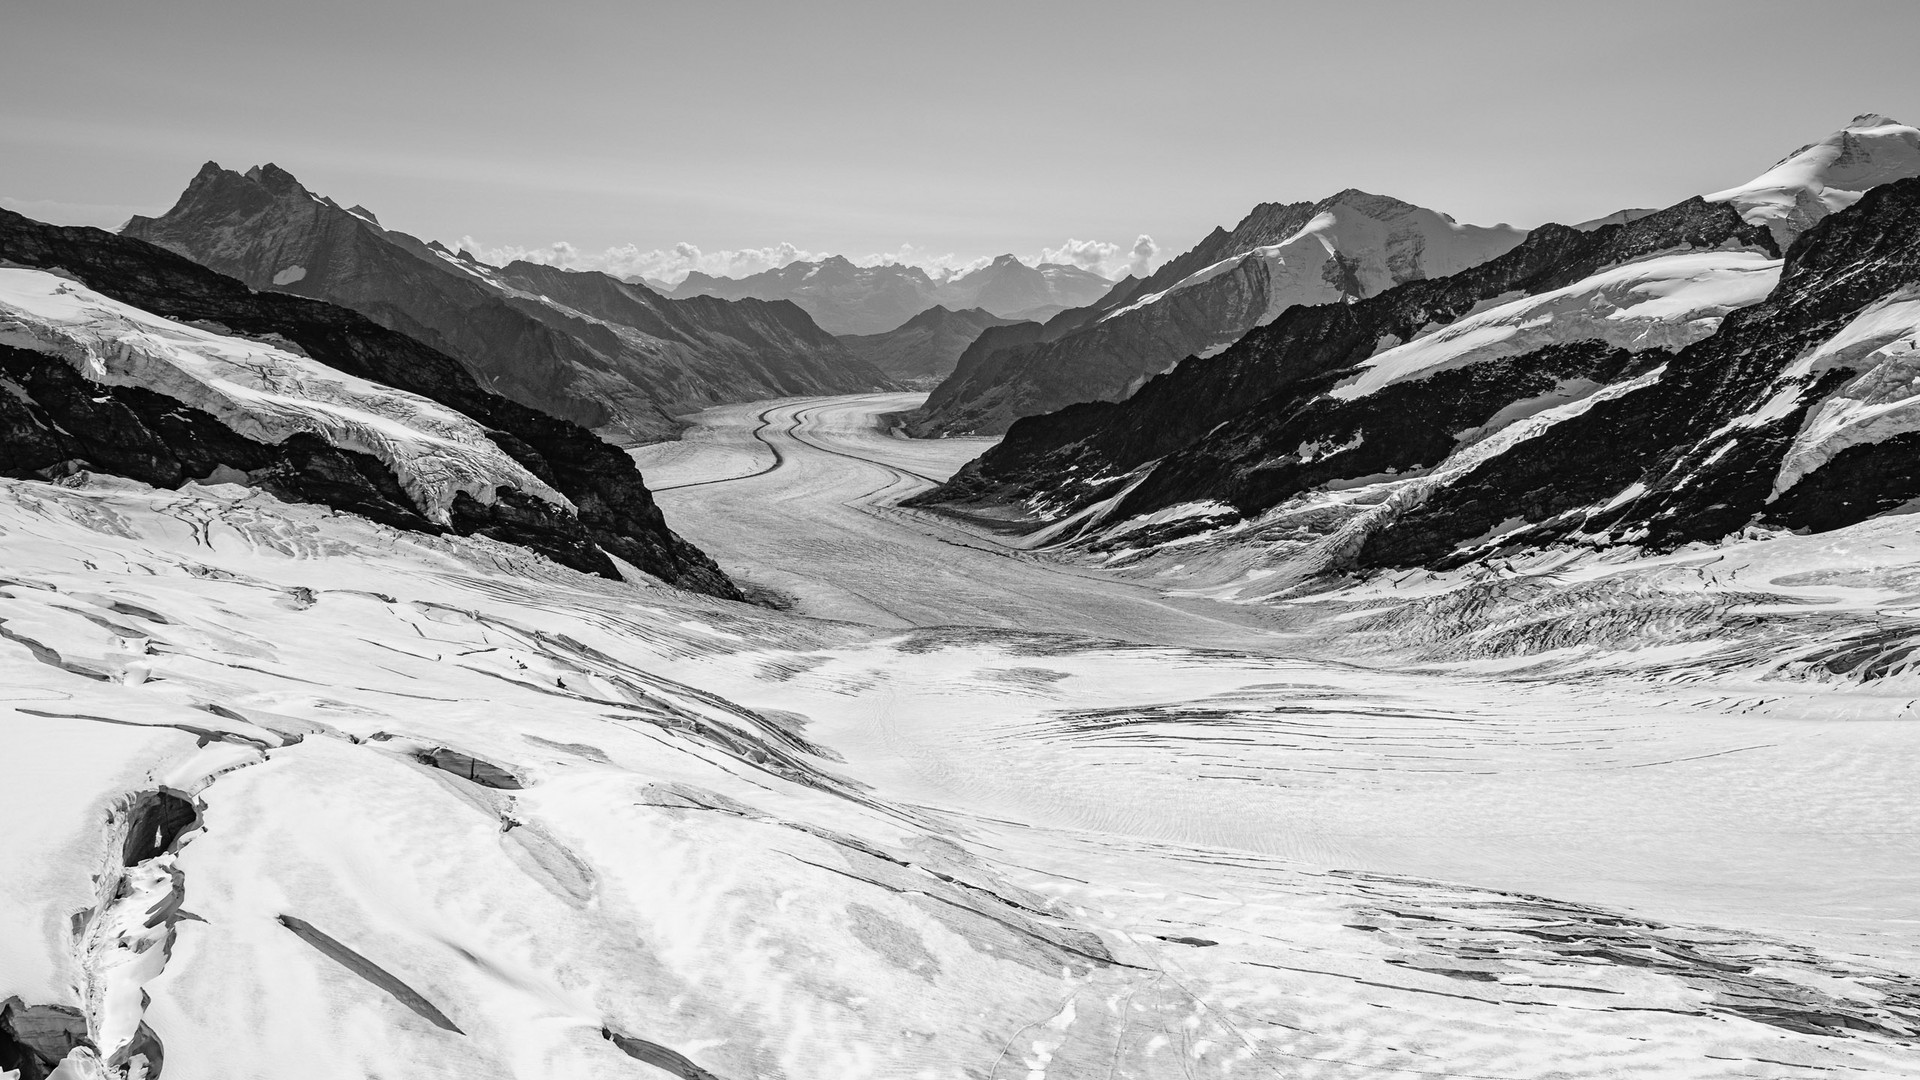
<box><xmin>3</xmin><ymin>392</ymin><xmax>1915</xmax><ymax>1078</ymax></box>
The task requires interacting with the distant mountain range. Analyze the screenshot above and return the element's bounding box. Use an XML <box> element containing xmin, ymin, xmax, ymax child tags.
<box><xmin>123</xmin><ymin>163</ymin><xmax>893</xmax><ymax>443</ymax></box>
<box><xmin>906</xmin><ymin>190</ymin><xmax>1528</xmax><ymax>436</ymax></box>
<box><xmin>914</xmin><ymin>115</ymin><xmax>1920</xmax><ymax>591</ymax></box>
<box><xmin>837</xmin><ymin>305</ymin><xmax>1020</xmax><ymax>385</ymax></box>
<box><xmin>667</xmin><ymin>254</ymin><xmax>1117</xmax><ymax>336</ymax></box>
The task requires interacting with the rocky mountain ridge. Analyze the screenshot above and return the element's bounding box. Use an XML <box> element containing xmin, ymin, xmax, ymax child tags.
<box><xmin>905</xmin><ymin>189</ymin><xmax>1528</xmax><ymax>437</ymax></box>
<box><xmin>123</xmin><ymin>163</ymin><xmax>892</xmax><ymax>443</ymax></box>
<box><xmin>0</xmin><ymin>208</ymin><xmax>739</xmax><ymax>598</ymax></box>
<box><xmin>913</xmin><ymin>117</ymin><xmax>1920</xmax><ymax>596</ymax></box>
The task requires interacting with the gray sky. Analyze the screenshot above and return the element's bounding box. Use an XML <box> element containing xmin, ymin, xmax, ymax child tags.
<box><xmin>6</xmin><ymin>0</ymin><xmax>1918</xmax><ymax>278</ymax></box>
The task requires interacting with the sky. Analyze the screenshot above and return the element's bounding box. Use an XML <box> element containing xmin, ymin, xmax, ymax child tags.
<box><xmin>5</xmin><ymin>0</ymin><xmax>1919</xmax><ymax>282</ymax></box>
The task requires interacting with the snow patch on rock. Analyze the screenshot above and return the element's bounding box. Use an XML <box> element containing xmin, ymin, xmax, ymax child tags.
<box><xmin>1331</xmin><ymin>252</ymin><xmax>1781</xmax><ymax>400</ymax></box>
<box><xmin>270</xmin><ymin>265</ymin><xmax>307</xmax><ymax>286</ymax></box>
<box><xmin>1773</xmin><ymin>288</ymin><xmax>1920</xmax><ymax>496</ymax></box>
<box><xmin>0</xmin><ymin>268</ymin><xmax>571</xmax><ymax>522</ymax></box>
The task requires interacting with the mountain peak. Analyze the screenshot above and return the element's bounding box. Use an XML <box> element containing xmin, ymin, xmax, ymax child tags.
<box><xmin>1708</xmin><ymin>114</ymin><xmax>1920</xmax><ymax>245</ymax></box>
<box><xmin>242</xmin><ymin>162</ymin><xmax>311</xmax><ymax>197</ymax></box>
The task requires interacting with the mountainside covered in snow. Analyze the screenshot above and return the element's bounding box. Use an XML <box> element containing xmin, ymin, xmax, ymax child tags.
<box><xmin>916</xmin><ymin>118</ymin><xmax>1920</xmax><ymax>601</ymax></box>
<box><xmin>670</xmin><ymin>254</ymin><xmax>1116</xmax><ymax>336</ymax></box>
<box><xmin>906</xmin><ymin>190</ymin><xmax>1528</xmax><ymax>437</ymax></box>
<box><xmin>836</xmin><ymin>305</ymin><xmax>1019</xmax><ymax>384</ymax></box>
<box><xmin>918</xmin><ymin>196</ymin><xmax>1772</xmax><ymax>521</ymax></box>
<box><xmin>122</xmin><ymin>164</ymin><xmax>893</xmax><ymax>443</ymax></box>
<box><xmin>1709</xmin><ymin>113</ymin><xmax>1920</xmax><ymax>247</ymax></box>
<box><xmin>0</xmin><ymin>208</ymin><xmax>738</xmax><ymax>598</ymax></box>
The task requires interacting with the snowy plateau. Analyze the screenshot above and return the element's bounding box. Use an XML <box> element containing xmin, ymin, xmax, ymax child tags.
<box><xmin>2</xmin><ymin>114</ymin><xmax>1920</xmax><ymax>1080</ymax></box>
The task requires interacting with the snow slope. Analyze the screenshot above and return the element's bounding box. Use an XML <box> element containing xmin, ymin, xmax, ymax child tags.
<box><xmin>0</xmin><ymin>268</ymin><xmax>568</xmax><ymax>522</ymax></box>
<box><xmin>1332</xmin><ymin>250</ymin><xmax>1783</xmax><ymax>399</ymax></box>
<box><xmin>1708</xmin><ymin>113</ymin><xmax>1920</xmax><ymax>245</ymax></box>
<box><xmin>1773</xmin><ymin>286</ymin><xmax>1920</xmax><ymax>495</ymax></box>
<box><xmin>0</xmin><ymin>405</ymin><xmax>1916</xmax><ymax>1076</ymax></box>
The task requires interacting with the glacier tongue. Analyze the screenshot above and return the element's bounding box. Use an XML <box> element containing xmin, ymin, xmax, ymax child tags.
<box><xmin>0</xmin><ymin>268</ymin><xmax>571</xmax><ymax>523</ymax></box>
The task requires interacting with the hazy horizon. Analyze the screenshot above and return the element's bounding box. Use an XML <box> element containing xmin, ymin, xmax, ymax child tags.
<box><xmin>6</xmin><ymin>0</ymin><xmax>1919</xmax><ymax>282</ymax></box>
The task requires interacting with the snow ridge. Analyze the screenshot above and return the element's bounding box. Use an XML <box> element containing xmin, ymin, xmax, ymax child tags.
<box><xmin>1332</xmin><ymin>251</ymin><xmax>1783</xmax><ymax>400</ymax></box>
<box><xmin>0</xmin><ymin>268</ymin><xmax>571</xmax><ymax>522</ymax></box>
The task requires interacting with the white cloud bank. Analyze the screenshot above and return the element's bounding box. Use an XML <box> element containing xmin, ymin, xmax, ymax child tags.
<box><xmin>455</xmin><ymin>234</ymin><xmax>1161</xmax><ymax>285</ymax></box>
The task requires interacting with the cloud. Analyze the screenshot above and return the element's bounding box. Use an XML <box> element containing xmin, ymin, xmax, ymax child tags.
<box><xmin>453</xmin><ymin>233</ymin><xmax>1162</xmax><ymax>285</ymax></box>
<box><xmin>1033</xmin><ymin>235</ymin><xmax>1160</xmax><ymax>279</ymax></box>
<box><xmin>456</xmin><ymin>237</ymin><xmax>821</xmax><ymax>283</ymax></box>
<box><xmin>1128</xmin><ymin>234</ymin><xmax>1159</xmax><ymax>276</ymax></box>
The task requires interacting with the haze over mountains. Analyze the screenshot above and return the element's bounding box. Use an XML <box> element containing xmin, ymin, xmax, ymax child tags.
<box><xmin>123</xmin><ymin>163</ymin><xmax>895</xmax><ymax>443</ymax></box>
<box><xmin>668</xmin><ymin>254</ymin><xmax>1116</xmax><ymax>335</ymax></box>
<box><xmin>836</xmin><ymin>305</ymin><xmax>1020</xmax><ymax>385</ymax></box>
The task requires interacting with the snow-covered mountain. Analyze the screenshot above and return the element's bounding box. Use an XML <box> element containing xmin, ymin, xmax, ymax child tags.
<box><xmin>836</xmin><ymin>305</ymin><xmax>1019</xmax><ymax>385</ymax></box>
<box><xmin>0</xmin><ymin>207</ymin><xmax>737</xmax><ymax>597</ymax></box>
<box><xmin>669</xmin><ymin>254</ymin><xmax>1115</xmax><ymax>336</ymax></box>
<box><xmin>917</xmin><ymin>119</ymin><xmax>1920</xmax><ymax>602</ymax></box>
<box><xmin>1709</xmin><ymin>113</ymin><xmax>1920</xmax><ymax>247</ymax></box>
<box><xmin>122</xmin><ymin>164</ymin><xmax>893</xmax><ymax>443</ymax></box>
<box><xmin>907</xmin><ymin>190</ymin><xmax>1527</xmax><ymax>437</ymax></box>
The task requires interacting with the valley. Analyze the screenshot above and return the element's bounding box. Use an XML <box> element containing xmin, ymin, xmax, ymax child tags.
<box><xmin>3</xmin><ymin>20</ymin><xmax>1919</xmax><ymax>1071</ymax></box>
<box><xmin>633</xmin><ymin>394</ymin><xmax>1289</xmax><ymax>648</ymax></box>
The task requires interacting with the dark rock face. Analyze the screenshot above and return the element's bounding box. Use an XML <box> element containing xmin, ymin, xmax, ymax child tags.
<box><xmin>918</xmin><ymin>197</ymin><xmax>1777</xmax><ymax>525</ymax></box>
<box><xmin>122</xmin><ymin>163</ymin><xmax>891</xmax><ymax>443</ymax></box>
<box><xmin>1355</xmin><ymin>177</ymin><xmax>1920</xmax><ymax>569</ymax></box>
<box><xmin>0</xmin><ymin>999</ymin><xmax>89</xmax><ymax>1080</ymax></box>
<box><xmin>837</xmin><ymin>305</ymin><xmax>1021</xmax><ymax>384</ymax></box>
<box><xmin>0</xmin><ymin>209</ymin><xmax>740</xmax><ymax>598</ymax></box>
